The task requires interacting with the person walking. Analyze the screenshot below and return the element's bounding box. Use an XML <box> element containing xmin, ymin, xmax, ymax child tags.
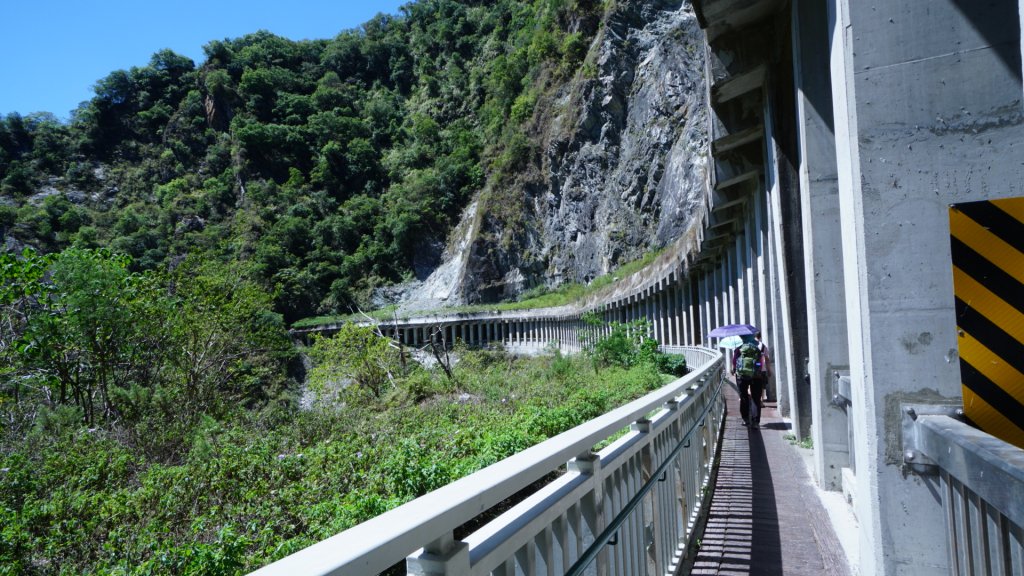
<box><xmin>731</xmin><ymin>334</ymin><xmax>763</xmax><ymax>428</ymax></box>
<box><xmin>753</xmin><ymin>330</ymin><xmax>772</xmax><ymax>410</ymax></box>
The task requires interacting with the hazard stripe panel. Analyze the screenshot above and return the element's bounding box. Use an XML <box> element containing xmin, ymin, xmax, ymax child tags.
<box><xmin>950</xmin><ymin>198</ymin><xmax>1024</xmax><ymax>449</ymax></box>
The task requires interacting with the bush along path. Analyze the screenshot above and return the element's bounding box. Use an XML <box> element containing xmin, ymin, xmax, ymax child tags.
<box><xmin>1</xmin><ymin>268</ymin><xmax>686</xmax><ymax>575</ymax></box>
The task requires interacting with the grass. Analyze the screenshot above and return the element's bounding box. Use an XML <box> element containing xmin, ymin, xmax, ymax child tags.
<box><xmin>784</xmin><ymin>433</ymin><xmax>813</xmax><ymax>449</ymax></box>
<box><xmin>291</xmin><ymin>305</ymin><xmax>399</xmax><ymax>329</ymax></box>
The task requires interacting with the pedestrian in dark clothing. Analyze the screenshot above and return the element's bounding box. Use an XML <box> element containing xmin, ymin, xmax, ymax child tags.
<box><xmin>731</xmin><ymin>334</ymin><xmax>763</xmax><ymax>428</ymax></box>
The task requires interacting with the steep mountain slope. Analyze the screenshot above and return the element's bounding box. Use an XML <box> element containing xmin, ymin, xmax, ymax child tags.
<box><xmin>0</xmin><ymin>0</ymin><xmax>706</xmax><ymax>323</ymax></box>
<box><xmin>407</xmin><ymin>0</ymin><xmax>706</xmax><ymax>307</ymax></box>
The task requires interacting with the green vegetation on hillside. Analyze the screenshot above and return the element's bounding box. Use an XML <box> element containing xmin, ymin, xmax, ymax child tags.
<box><xmin>1</xmin><ymin>248</ymin><xmax>685</xmax><ymax>573</ymax></box>
<box><xmin>0</xmin><ymin>0</ymin><xmax>604</xmax><ymax>324</ymax></box>
<box><xmin>0</xmin><ymin>2</ymin><xmax>691</xmax><ymax>573</ymax></box>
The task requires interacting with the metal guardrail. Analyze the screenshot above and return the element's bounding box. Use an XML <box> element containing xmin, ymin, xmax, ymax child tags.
<box><xmin>250</xmin><ymin>347</ymin><xmax>724</xmax><ymax>576</ymax></box>
<box><xmin>902</xmin><ymin>406</ymin><xmax>1024</xmax><ymax>575</ymax></box>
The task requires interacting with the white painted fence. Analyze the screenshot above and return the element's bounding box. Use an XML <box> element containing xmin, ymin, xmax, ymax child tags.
<box><xmin>250</xmin><ymin>347</ymin><xmax>725</xmax><ymax>576</ymax></box>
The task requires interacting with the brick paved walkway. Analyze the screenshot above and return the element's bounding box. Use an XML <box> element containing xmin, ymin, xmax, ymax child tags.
<box><xmin>687</xmin><ymin>378</ymin><xmax>852</xmax><ymax>576</ymax></box>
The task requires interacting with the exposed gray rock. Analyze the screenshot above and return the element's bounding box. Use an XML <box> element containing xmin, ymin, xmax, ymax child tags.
<box><xmin>405</xmin><ymin>0</ymin><xmax>707</xmax><ymax>307</ymax></box>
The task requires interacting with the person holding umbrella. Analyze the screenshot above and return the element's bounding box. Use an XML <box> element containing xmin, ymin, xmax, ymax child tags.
<box><xmin>731</xmin><ymin>333</ymin><xmax>764</xmax><ymax>428</ymax></box>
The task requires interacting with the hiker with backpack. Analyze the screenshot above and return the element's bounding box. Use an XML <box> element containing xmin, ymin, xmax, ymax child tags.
<box><xmin>731</xmin><ymin>334</ymin><xmax>767</xmax><ymax>428</ymax></box>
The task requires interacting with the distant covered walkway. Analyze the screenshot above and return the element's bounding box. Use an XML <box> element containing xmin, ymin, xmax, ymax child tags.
<box><xmin>689</xmin><ymin>378</ymin><xmax>853</xmax><ymax>576</ymax></box>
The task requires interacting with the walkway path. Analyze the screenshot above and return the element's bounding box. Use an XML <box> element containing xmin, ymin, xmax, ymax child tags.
<box><xmin>688</xmin><ymin>379</ymin><xmax>853</xmax><ymax>575</ymax></box>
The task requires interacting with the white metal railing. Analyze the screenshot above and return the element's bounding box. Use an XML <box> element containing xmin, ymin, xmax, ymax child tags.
<box><xmin>902</xmin><ymin>406</ymin><xmax>1024</xmax><ymax>575</ymax></box>
<box><xmin>250</xmin><ymin>347</ymin><xmax>724</xmax><ymax>576</ymax></box>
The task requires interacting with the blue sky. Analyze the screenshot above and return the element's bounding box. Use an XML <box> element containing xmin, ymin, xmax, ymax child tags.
<box><xmin>0</xmin><ymin>0</ymin><xmax>409</xmax><ymax>121</ymax></box>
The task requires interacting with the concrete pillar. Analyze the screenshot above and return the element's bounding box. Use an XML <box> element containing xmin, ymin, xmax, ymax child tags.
<box><xmin>764</xmin><ymin>167</ymin><xmax>791</xmax><ymax>415</ymax></box>
<box><xmin>664</xmin><ymin>283</ymin><xmax>673</xmax><ymax>346</ymax></box>
<box><xmin>696</xmin><ymin>279</ymin><xmax>704</xmax><ymax>342</ymax></box>
<box><xmin>649</xmin><ymin>288</ymin><xmax>659</xmax><ymax>342</ymax></box>
<box><xmin>764</xmin><ymin>89</ymin><xmax>796</xmax><ymax>420</ymax></box>
<box><xmin>699</xmin><ymin>270</ymin><xmax>710</xmax><ymax>345</ymax></box>
<box><xmin>720</xmin><ymin>259</ymin><xmax>729</xmax><ymax>328</ymax></box>
<box><xmin>683</xmin><ymin>283</ymin><xmax>691</xmax><ymax>346</ymax></box>
<box><xmin>794</xmin><ymin>0</ymin><xmax>851</xmax><ymax>490</ymax></box>
<box><xmin>826</xmin><ymin>0</ymin><xmax>1024</xmax><ymax>573</ymax></box>
<box><xmin>655</xmin><ymin>287</ymin><xmax>662</xmax><ymax>340</ymax></box>
<box><xmin>679</xmin><ymin>279</ymin><xmax>685</xmax><ymax>346</ymax></box>
<box><xmin>717</xmin><ymin>260</ymin><xmax>727</xmax><ymax>328</ymax></box>
<box><xmin>745</xmin><ymin>205</ymin><xmax>759</xmax><ymax>332</ymax></box>
<box><xmin>707</xmin><ymin>267</ymin><xmax>717</xmax><ymax>335</ymax></box>
<box><xmin>680</xmin><ymin>280</ymin><xmax>689</xmax><ymax>346</ymax></box>
<box><xmin>725</xmin><ymin>247</ymin><xmax>737</xmax><ymax>324</ymax></box>
<box><xmin>734</xmin><ymin>234</ymin><xmax>747</xmax><ymax>324</ymax></box>
<box><xmin>668</xmin><ymin>282</ymin><xmax>678</xmax><ymax>346</ymax></box>
<box><xmin>656</xmin><ymin>285</ymin><xmax>665</xmax><ymax>344</ymax></box>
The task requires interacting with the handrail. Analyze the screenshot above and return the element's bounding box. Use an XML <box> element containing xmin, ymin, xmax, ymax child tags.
<box><xmin>565</xmin><ymin>377</ymin><xmax>723</xmax><ymax>576</ymax></box>
<box><xmin>903</xmin><ymin>409</ymin><xmax>1024</xmax><ymax>574</ymax></box>
<box><xmin>251</xmin><ymin>346</ymin><xmax>723</xmax><ymax>575</ymax></box>
<box><xmin>909</xmin><ymin>413</ymin><xmax>1024</xmax><ymax>528</ymax></box>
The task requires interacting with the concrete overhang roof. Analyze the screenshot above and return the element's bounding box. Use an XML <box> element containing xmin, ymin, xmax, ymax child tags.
<box><xmin>691</xmin><ymin>0</ymin><xmax>786</xmax><ymax>41</ymax></box>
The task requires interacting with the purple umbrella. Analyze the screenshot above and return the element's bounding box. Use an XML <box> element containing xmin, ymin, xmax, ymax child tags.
<box><xmin>707</xmin><ymin>323</ymin><xmax>758</xmax><ymax>338</ymax></box>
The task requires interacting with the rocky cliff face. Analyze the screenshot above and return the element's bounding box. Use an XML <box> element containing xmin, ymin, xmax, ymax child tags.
<box><xmin>404</xmin><ymin>0</ymin><xmax>707</xmax><ymax>309</ymax></box>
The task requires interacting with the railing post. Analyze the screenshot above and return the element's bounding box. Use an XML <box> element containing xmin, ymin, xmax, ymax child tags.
<box><xmin>568</xmin><ymin>451</ymin><xmax>607</xmax><ymax>576</ymax></box>
<box><xmin>407</xmin><ymin>532</ymin><xmax>470</xmax><ymax>576</ymax></box>
<box><xmin>633</xmin><ymin>417</ymin><xmax>664</xmax><ymax>575</ymax></box>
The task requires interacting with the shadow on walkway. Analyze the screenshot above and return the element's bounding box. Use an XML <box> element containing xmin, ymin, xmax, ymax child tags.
<box><xmin>686</xmin><ymin>377</ymin><xmax>851</xmax><ymax>576</ymax></box>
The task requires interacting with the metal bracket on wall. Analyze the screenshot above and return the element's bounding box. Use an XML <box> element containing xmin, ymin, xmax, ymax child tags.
<box><xmin>901</xmin><ymin>403</ymin><xmax>964</xmax><ymax>474</ymax></box>
<box><xmin>831</xmin><ymin>370</ymin><xmax>851</xmax><ymax>408</ymax></box>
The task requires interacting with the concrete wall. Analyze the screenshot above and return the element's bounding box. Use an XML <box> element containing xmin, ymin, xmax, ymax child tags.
<box><xmin>828</xmin><ymin>1</ymin><xmax>1023</xmax><ymax>574</ymax></box>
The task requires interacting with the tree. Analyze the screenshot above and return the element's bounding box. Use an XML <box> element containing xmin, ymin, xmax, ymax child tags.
<box><xmin>165</xmin><ymin>258</ymin><xmax>293</xmax><ymax>418</ymax></box>
<box><xmin>1</xmin><ymin>248</ymin><xmax>166</xmax><ymax>424</ymax></box>
<box><xmin>308</xmin><ymin>323</ymin><xmax>401</xmax><ymax>401</ymax></box>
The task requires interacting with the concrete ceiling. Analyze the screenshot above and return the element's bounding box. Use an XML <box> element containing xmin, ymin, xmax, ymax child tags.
<box><xmin>691</xmin><ymin>0</ymin><xmax>787</xmax><ymax>42</ymax></box>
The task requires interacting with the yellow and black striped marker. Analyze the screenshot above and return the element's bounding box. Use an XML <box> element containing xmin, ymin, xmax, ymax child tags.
<box><xmin>950</xmin><ymin>198</ymin><xmax>1024</xmax><ymax>449</ymax></box>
